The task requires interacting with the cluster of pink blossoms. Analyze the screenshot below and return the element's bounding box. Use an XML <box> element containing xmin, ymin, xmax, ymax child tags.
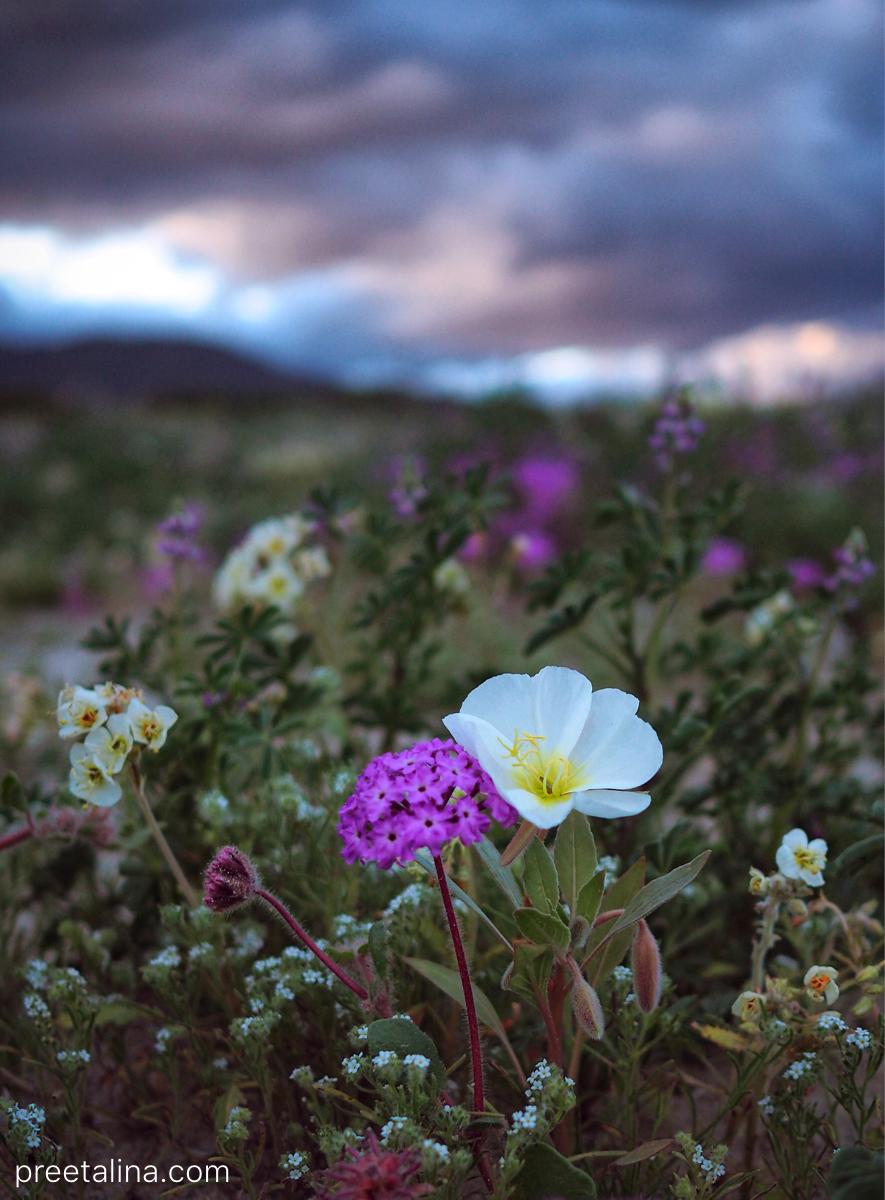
<box><xmin>338</xmin><ymin>738</ymin><xmax>517</xmax><ymax>869</ymax></box>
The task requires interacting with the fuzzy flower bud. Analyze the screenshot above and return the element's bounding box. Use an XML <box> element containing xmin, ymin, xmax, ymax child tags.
<box><xmin>631</xmin><ymin>919</ymin><xmax>663</xmax><ymax>1013</ymax></box>
<box><xmin>204</xmin><ymin>846</ymin><xmax>258</xmax><ymax>912</ymax></box>
<box><xmin>748</xmin><ymin>867</ymin><xmax>769</xmax><ymax>897</ymax></box>
<box><xmin>568</xmin><ymin>959</ymin><xmax>605</xmax><ymax>1039</ymax></box>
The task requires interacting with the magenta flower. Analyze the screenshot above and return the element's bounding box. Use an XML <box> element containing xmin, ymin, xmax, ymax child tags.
<box><xmin>312</xmin><ymin>1132</ymin><xmax>431</xmax><ymax>1199</ymax></box>
<box><xmin>338</xmin><ymin>738</ymin><xmax>517</xmax><ymax>869</ymax></box>
<box><xmin>701</xmin><ymin>537</ymin><xmax>747</xmax><ymax>577</ymax></box>
<box><xmin>510</xmin><ymin>530</ymin><xmax>557</xmax><ymax>573</ymax></box>
<box><xmin>513</xmin><ymin>455</ymin><xmax>578</xmax><ymax>520</ymax></box>
<box><xmin>788</xmin><ymin>558</ymin><xmax>825</xmax><ymax>593</ymax></box>
<box><xmin>203</xmin><ymin>845</ymin><xmax>258</xmax><ymax>911</ymax></box>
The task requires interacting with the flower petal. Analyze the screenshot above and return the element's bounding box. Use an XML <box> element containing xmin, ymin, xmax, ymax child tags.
<box><xmin>781</xmin><ymin>828</ymin><xmax>808</xmax><ymax>849</ymax></box>
<box><xmin>443</xmin><ymin>712</ymin><xmax>514</xmax><ymax>794</ymax></box>
<box><xmin>530</xmin><ymin>666</ymin><xmax>593</xmax><ymax>756</ymax></box>
<box><xmin>502</xmin><ymin>788</ymin><xmax>576</xmax><ymax>830</ymax></box>
<box><xmin>572</xmin><ymin>689</ymin><xmax>662</xmax><ymax>789</ymax></box>
<box><xmin>456</xmin><ymin>672</ymin><xmax>537</xmax><ymax>738</ymax></box>
<box><xmin>572</xmin><ymin>789</ymin><xmax>651</xmax><ymax>819</ymax></box>
<box><xmin>775</xmin><ymin>845</ymin><xmax>797</xmax><ymax>876</ymax></box>
<box><xmin>808</xmin><ymin>838</ymin><xmax>828</xmax><ymax>857</ymax></box>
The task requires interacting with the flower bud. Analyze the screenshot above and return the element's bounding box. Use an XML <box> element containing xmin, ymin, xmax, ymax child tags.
<box><xmin>631</xmin><ymin>919</ymin><xmax>663</xmax><ymax>1013</ymax></box>
<box><xmin>786</xmin><ymin>898</ymin><xmax>808</xmax><ymax>927</ymax></box>
<box><xmin>204</xmin><ymin>846</ymin><xmax>258</xmax><ymax>912</ymax></box>
<box><xmin>570</xmin><ymin>967</ymin><xmax>605</xmax><ymax>1039</ymax></box>
<box><xmin>748</xmin><ymin>867</ymin><xmax>769</xmax><ymax>897</ymax></box>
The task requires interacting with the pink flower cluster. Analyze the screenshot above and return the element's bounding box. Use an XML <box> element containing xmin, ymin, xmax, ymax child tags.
<box><xmin>338</xmin><ymin>738</ymin><xmax>517</xmax><ymax>869</ymax></box>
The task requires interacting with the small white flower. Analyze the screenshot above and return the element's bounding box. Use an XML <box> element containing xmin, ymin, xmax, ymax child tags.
<box><xmin>342</xmin><ymin>1054</ymin><xmax>365</xmax><ymax>1077</ymax></box>
<box><xmin>403</xmin><ymin>1053</ymin><xmax>431</xmax><ymax>1073</ymax></box>
<box><xmin>731</xmin><ymin>991</ymin><xmax>766</xmax><ymax>1021</ymax></box>
<box><xmin>127</xmin><ymin>698</ymin><xmax>178</xmax><ymax>751</ymax></box>
<box><xmin>803</xmin><ymin>965</ymin><xmax>839</xmax><ymax>1005</ymax></box>
<box><xmin>776</xmin><ymin>829</ymin><xmax>827</xmax><ymax>887</ymax></box>
<box><xmin>57</xmin><ymin>685</ymin><xmax>107</xmax><ymax>739</ymax></box>
<box><xmin>84</xmin><ymin>713</ymin><xmax>133</xmax><ymax>775</ymax></box>
<box><xmin>280</xmin><ymin>1150</ymin><xmax>309</xmax><ymax>1181</ymax></box>
<box><xmin>380</xmin><ymin>1116</ymin><xmax>408</xmax><ymax>1144</ymax></box>
<box><xmin>422</xmin><ymin>1139</ymin><xmax>450</xmax><ymax>1161</ymax></box>
<box><xmin>758</xmin><ymin>1095</ymin><xmax>775</xmax><ymax>1116</ymax></box>
<box><xmin>68</xmin><ymin>743</ymin><xmax>122</xmax><ymax>807</ymax></box>
<box><xmin>845</xmin><ymin>1027</ymin><xmax>872</xmax><ymax>1052</ymax></box>
<box><xmin>246</xmin><ymin>562</ymin><xmax>304</xmax><ymax>610</ymax></box>
<box><xmin>443</xmin><ymin>667</ymin><xmax>662</xmax><ymax>829</ymax></box>
<box><xmin>817</xmin><ymin>1011</ymin><xmax>847</xmax><ymax>1034</ymax></box>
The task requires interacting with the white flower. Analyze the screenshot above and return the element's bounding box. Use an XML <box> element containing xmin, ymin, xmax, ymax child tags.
<box><xmin>296</xmin><ymin>546</ymin><xmax>332</xmax><ymax>582</ymax></box>
<box><xmin>443</xmin><ymin>666</ymin><xmax>662</xmax><ymax>829</ymax></box>
<box><xmin>776</xmin><ymin>829</ymin><xmax>827</xmax><ymax>887</ymax></box>
<box><xmin>803</xmin><ymin>965</ymin><xmax>839</xmax><ymax>1005</ymax></box>
<box><xmin>127</xmin><ymin>698</ymin><xmax>178</xmax><ymax>751</ymax></box>
<box><xmin>246</xmin><ymin>562</ymin><xmax>304</xmax><ymax>610</ymax></box>
<box><xmin>248</xmin><ymin>515</ymin><xmax>309</xmax><ymax>561</ymax></box>
<box><xmin>69</xmin><ymin>744</ymin><xmax>122</xmax><ymax>807</ymax></box>
<box><xmin>56</xmin><ymin>685</ymin><xmax>107</xmax><ymax>739</ymax></box>
<box><xmin>84</xmin><ymin>713</ymin><xmax>133</xmax><ymax>775</ymax></box>
<box><xmin>731</xmin><ymin>991</ymin><xmax>766</xmax><ymax>1021</ymax></box>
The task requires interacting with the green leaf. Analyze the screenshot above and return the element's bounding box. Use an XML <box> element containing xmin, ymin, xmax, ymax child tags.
<box><xmin>413</xmin><ymin>851</ymin><xmax>513</xmax><ymax>952</ymax></box>
<box><xmin>831</xmin><ymin>835</ymin><xmax>885</xmax><ymax>877</ymax></box>
<box><xmin>367</xmin><ymin>922</ymin><xmax>389</xmax><ymax>982</ymax></box>
<box><xmin>405</xmin><ymin>957</ymin><xmax>516</xmax><ymax>1061</ymax></box>
<box><xmin>607</xmin><ymin>851</ymin><xmax>711</xmax><ymax>938</ymax></box>
<box><xmin>514</xmin><ymin>1143</ymin><xmax>597</xmax><ymax>1199</ymax></box>
<box><xmin>506</xmin><ymin>943</ymin><xmax>554</xmax><ymax>1004</ymax></box>
<box><xmin>555</xmin><ymin>812</ymin><xmax>597</xmax><ymax>916</ymax></box>
<box><xmin>515</xmin><ymin>907</ymin><xmax>570</xmax><ymax>953</ymax></box>
<box><xmin>474</xmin><ymin>836</ymin><xmax>522</xmax><ymax>906</ymax></box>
<box><xmin>522</xmin><ymin>838</ymin><xmax>560</xmax><ymax>913</ymax></box>
<box><xmin>95</xmin><ymin>1001</ymin><xmax>152</xmax><ymax>1027</ymax></box>
<box><xmin>576</xmin><ymin>872</ymin><xmax>605</xmax><ymax>925</ymax></box>
<box><xmin>366</xmin><ymin>1019</ymin><xmax>444</xmax><ymax>1086</ymax></box>
<box><xmin>613</xmin><ymin>1138</ymin><xmax>673</xmax><ymax>1166</ymax></box>
<box><xmin>827</xmin><ymin>1147</ymin><xmax>884</xmax><ymax>1200</ymax></box>
<box><xmin>0</xmin><ymin>772</ymin><xmax>26</xmax><ymax>821</ymax></box>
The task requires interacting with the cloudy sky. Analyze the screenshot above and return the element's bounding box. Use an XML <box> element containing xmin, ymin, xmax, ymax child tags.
<box><xmin>0</xmin><ymin>0</ymin><xmax>881</xmax><ymax>398</ymax></box>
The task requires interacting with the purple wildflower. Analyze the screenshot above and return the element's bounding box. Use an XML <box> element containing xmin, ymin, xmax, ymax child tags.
<box><xmin>648</xmin><ymin>394</ymin><xmax>705</xmax><ymax>471</ymax></box>
<box><xmin>387</xmin><ymin>455</ymin><xmax>428</xmax><ymax>518</ymax></box>
<box><xmin>825</xmin><ymin>532</ymin><xmax>875</xmax><ymax>600</ymax></box>
<box><xmin>513</xmin><ymin>455</ymin><xmax>578</xmax><ymax>521</ymax></box>
<box><xmin>155</xmin><ymin>503</ymin><xmax>207</xmax><ymax>564</ymax></box>
<box><xmin>203</xmin><ymin>846</ymin><xmax>258</xmax><ymax>911</ymax></box>
<box><xmin>787</xmin><ymin>558</ymin><xmax>826</xmax><ymax>593</ymax></box>
<box><xmin>510</xmin><ymin>529</ymin><xmax>557</xmax><ymax>572</ymax></box>
<box><xmin>701</xmin><ymin>537</ymin><xmax>747</xmax><ymax>576</ymax></box>
<box><xmin>338</xmin><ymin>738</ymin><xmax>517</xmax><ymax>869</ymax></box>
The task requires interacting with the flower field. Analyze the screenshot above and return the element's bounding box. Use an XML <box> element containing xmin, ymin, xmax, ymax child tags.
<box><xmin>0</xmin><ymin>388</ymin><xmax>882</xmax><ymax>1199</ymax></box>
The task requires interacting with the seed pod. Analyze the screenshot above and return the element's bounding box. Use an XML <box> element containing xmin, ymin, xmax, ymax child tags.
<box><xmin>630</xmin><ymin>919</ymin><xmax>663</xmax><ymax>1013</ymax></box>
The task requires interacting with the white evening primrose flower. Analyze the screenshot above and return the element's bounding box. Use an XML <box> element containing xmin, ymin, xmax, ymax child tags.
<box><xmin>69</xmin><ymin>744</ymin><xmax>122</xmax><ymax>807</ymax></box>
<box><xmin>804</xmin><ymin>965</ymin><xmax>839</xmax><ymax>1005</ymax></box>
<box><xmin>127</xmin><ymin>698</ymin><xmax>178</xmax><ymax>751</ymax></box>
<box><xmin>443</xmin><ymin>666</ymin><xmax>662</xmax><ymax>829</ymax></box>
<box><xmin>84</xmin><ymin>713</ymin><xmax>133</xmax><ymax>775</ymax></box>
<box><xmin>56</xmin><ymin>686</ymin><xmax>107</xmax><ymax>739</ymax></box>
<box><xmin>776</xmin><ymin>829</ymin><xmax>827</xmax><ymax>887</ymax></box>
<box><xmin>249</xmin><ymin>515</ymin><xmax>309</xmax><ymax>561</ymax></box>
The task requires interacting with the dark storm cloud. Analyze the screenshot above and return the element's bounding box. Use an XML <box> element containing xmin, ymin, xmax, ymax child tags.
<box><xmin>0</xmin><ymin>0</ymin><xmax>880</xmax><ymax>361</ymax></box>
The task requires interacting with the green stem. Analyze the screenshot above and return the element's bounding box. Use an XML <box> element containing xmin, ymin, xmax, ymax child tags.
<box><xmin>130</xmin><ymin>760</ymin><xmax>198</xmax><ymax>907</ymax></box>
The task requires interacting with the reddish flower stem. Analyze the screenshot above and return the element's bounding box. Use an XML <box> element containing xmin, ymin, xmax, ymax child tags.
<box><xmin>0</xmin><ymin>825</ymin><xmax>32</xmax><ymax>853</ymax></box>
<box><xmin>432</xmin><ymin>855</ymin><xmax>486</xmax><ymax>1115</ymax></box>
<box><xmin>255</xmin><ymin>887</ymin><xmax>368</xmax><ymax>1002</ymax></box>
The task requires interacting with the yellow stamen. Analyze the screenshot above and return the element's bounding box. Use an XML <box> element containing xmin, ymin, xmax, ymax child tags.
<box><xmin>497</xmin><ymin>729</ymin><xmax>587</xmax><ymax>804</ymax></box>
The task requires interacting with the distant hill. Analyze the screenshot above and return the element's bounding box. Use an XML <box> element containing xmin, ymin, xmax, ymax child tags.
<box><xmin>0</xmin><ymin>335</ymin><xmax>332</xmax><ymax>400</ymax></box>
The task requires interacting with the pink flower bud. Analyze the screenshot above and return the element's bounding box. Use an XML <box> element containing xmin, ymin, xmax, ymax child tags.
<box><xmin>569</xmin><ymin>958</ymin><xmax>605</xmax><ymax>1039</ymax></box>
<box><xmin>630</xmin><ymin>918</ymin><xmax>663</xmax><ymax>1013</ymax></box>
<box><xmin>203</xmin><ymin>846</ymin><xmax>258</xmax><ymax>912</ymax></box>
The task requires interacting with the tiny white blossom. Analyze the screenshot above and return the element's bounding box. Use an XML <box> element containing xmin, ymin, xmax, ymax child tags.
<box><xmin>127</xmin><ymin>698</ymin><xmax>177</xmax><ymax>751</ymax></box>
<box><xmin>776</xmin><ymin>829</ymin><xmax>827</xmax><ymax>887</ymax></box>
<box><xmin>68</xmin><ymin>743</ymin><xmax>122</xmax><ymax>807</ymax></box>
<box><xmin>57</xmin><ymin>685</ymin><xmax>107</xmax><ymax>739</ymax></box>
